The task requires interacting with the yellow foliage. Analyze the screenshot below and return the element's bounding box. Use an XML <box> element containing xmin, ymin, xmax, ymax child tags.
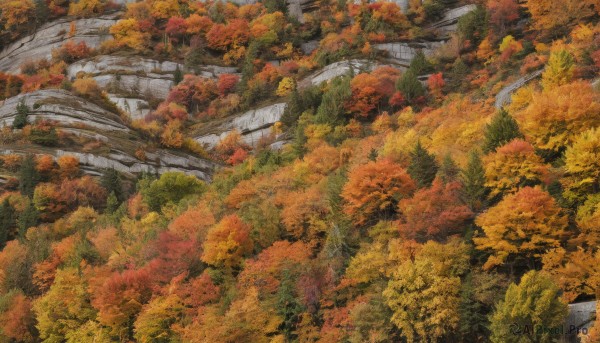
<box><xmin>515</xmin><ymin>81</ymin><xmax>600</xmax><ymax>152</ymax></box>
<box><xmin>541</xmin><ymin>50</ymin><xmax>574</xmax><ymax>91</ymax></box>
<box><xmin>276</xmin><ymin>77</ymin><xmax>295</xmax><ymax>97</ymax></box>
<box><xmin>562</xmin><ymin>127</ymin><xmax>600</xmax><ymax>203</ymax></box>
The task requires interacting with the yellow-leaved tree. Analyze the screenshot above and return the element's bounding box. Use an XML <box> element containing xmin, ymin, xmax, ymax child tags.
<box><xmin>383</xmin><ymin>239</ymin><xmax>468</xmax><ymax>343</ymax></box>
<box><xmin>541</xmin><ymin>49</ymin><xmax>574</xmax><ymax>91</ymax></box>
<box><xmin>474</xmin><ymin>187</ymin><xmax>568</xmax><ymax>270</ymax></box>
<box><xmin>562</xmin><ymin>127</ymin><xmax>600</xmax><ymax>204</ymax></box>
<box><xmin>483</xmin><ymin>139</ymin><xmax>548</xmax><ymax>198</ymax></box>
<box><xmin>514</xmin><ymin>81</ymin><xmax>600</xmax><ymax>152</ymax></box>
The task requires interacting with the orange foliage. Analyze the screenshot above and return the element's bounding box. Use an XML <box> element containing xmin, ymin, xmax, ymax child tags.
<box><xmin>168</xmin><ymin>201</ymin><xmax>215</xmax><ymax>241</ymax></box>
<box><xmin>35</xmin><ymin>155</ymin><xmax>55</xmax><ymax>175</ymax></box>
<box><xmin>217</xmin><ymin>74</ymin><xmax>239</xmax><ymax>96</ymax></box>
<box><xmin>279</xmin><ymin>185</ymin><xmax>329</xmax><ymax>240</ymax></box>
<box><xmin>90</xmin><ymin>267</ymin><xmax>153</xmax><ymax>338</ymax></box>
<box><xmin>56</xmin><ymin>155</ymin><xmax>80</xmax><ymax>179</ymax></box>
<box><xmin>342</xmin><ymin>159</ymin><xmax>416</xmax><ymax>225</ymax></box>
<box><xmin>33</xmin><ymin>235</ymin><xmax>79</xmax><ymax>291</ymax></box>
<box><xmin>427</xmin><ymin>73</ymin><xmax>445</xmax><ymax>98</ymax></box>
<box><xmin>398</xmin><ymin>179</ymin><xmax>473</xmax><ymax>242</ymax></box>
<box><xmin>0</xmin><ymin>292</ymin><xmax>35</xmax><ymax>342</ymax></box>
<box><xmin>475</xmin><ymin>187</ymin><xmax>568</xmax><ymax>270</ymax></box>
<box><xmin>206</xmin><ymin>19</ymin><xmax>250</xmax><ymax>51</ymax></box>
<box><xmin>238</xmin><ymin>240</ymin><xmax>311</xmax><ymax>294</ymax></box>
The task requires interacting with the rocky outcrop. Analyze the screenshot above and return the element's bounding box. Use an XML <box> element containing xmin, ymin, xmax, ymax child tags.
<box><xmin>67</xmin><ymin>55</ymin><xmax>183</xmax><ymax>79</ymax></box>
<box><xmin>494</xmin><ymin>69</ymin><xmax>543</xmax><ymax>108</ymax></box>
<box><xmin>195</xmin><ymin>103</ymin><xmax>287</xmax><ymax>148</ymax></box>
<box><xmin>0</xmin><ymin>14</ymin><xmax>119</xmax><ymax>74</ymax></box>
<box><xmin>106</xmin><ymin>95</ymin><xmax>150</xmax><ymax>120</ymax></box>
<box><xmin>0</xmin><ymin>89</ymin><xmax>128</xmax><ymax>132</ymax></box>
<box><xmin>1</xmin><ymin>147</ymin><xmax>218</xmax><ymax>181</ymax></box>
<box><xmin>565</xmin><ymin>301</ymin><xmax>596</xmax><ymax>342</ymax></box>
<box><xmin>429</xmin><ymin>4</ymin><xmax>478</xmax><ymax>36</ymax></box>
<box><xmin>301</xmin><ymin>60</ymin><xmax>374</xmax><ymax>87</ymax></box>
<box><xmin>373</xmin><ymin>41</ymin><xmax>445</xmax><ymax>66</ymax></box>
<box><xmin>67</xmin><ymin>55</ymin><xmax>238</xmax><ymax>118</ymax></box>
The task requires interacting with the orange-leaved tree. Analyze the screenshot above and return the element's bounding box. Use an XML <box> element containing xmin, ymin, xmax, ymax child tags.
<box><xmin>398</xmin><ymin>179</ymin><xmax>473</xmax><ymax>242</ymax></box>
<box><xmin>342</xmin><ymin>159</ymin><xmax>416</xmax><ymax>225</ymax></box>
<box><xmin>474</xmin><ymin>187</ymin><xmax>568</xmax><ymax>271</ymax></box>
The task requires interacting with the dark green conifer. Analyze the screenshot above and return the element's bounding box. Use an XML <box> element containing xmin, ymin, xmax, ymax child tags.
<box><xmin>461</xmin><ymin>150</ymin><xmax>488</xmax><ymax>212</ymax></box>
<box><xmin>409</xmin><ymin>51</ymin><xmax>434</xmax><ymax>75</ymax></box>
<box><xmin>407</xmin><ymin>141</ymin><xmax>439</xmax><ymax>188</ymax></box>
<box><xmin>101</xmin><ymin>168</ymin><xmax>124</xmax><ymax>202</ymax></box>
<box><xmin>13</xmin><ymin>99</ymin><xmax>29</xmax><ymax>129</ymax></box>
<box><xmin>277</xmin><ymin>271</ymin><xmax>304</xmax><ymax>340</ymax></box>
<box><xmin>396</xmin><ymin>69</ymin><xmax>425</xmax><ymax>102</ymax></box>
<box><xmin>437</xmin><ymin>154</ymin><xmax>460</xmax><ymax>184</ymax></box>
<box><xmin>0</xmin><ymin>199</ymin><xmax>15</xmax><ymax>247</ymax></box>
<box><xmin>19</xmin><ymin>155</ymin><xmax>39</xmax><ymax>198</ymax></box>
<box><xmin>18</xmin><ymin>201</ymin><xmax>38</xmax><ymax>240</ymax></box>
<box><xmin>482</xmin><ymin>109</ymin><xmax>523</xmax><ymax>153</ymax></box>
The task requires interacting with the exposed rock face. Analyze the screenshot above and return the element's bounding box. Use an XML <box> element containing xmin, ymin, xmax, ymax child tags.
<box><xmin>302</xmin><ymin>60</ymin><xmax>374</xmax><ymax>87</ymax></box>
<box><xmin>565</xmin><ymin>301</ymin><xmax>597</xmax><ymax>342</ymax></box>
<box><xmin>494</xmin><ymin>69</ymin><xmax>543</xmax><ymax>108</ymax></box>
<box><xmin>373</xmin><ymin>41</ymin><xmax>445</xmax><ymax>66</ymax></box>
<box><xmin>106</xmin><ymin>95</ymin><xmax>150</xmax><ymax>120</ymax></box>
<box><xmin>0</xmin><ymin>14</ymin><xmax>119</xmax><ymax>74</ymax></box>
<box><xmin>0</xmin><ymin>89</ymin><xmax>128</xmax><ymax>132</ymax></box>
<box><xmin>67</xmin><ymin>55</ymin><xmax>238</xmax><ymax>118</ymax></box>
<box><xmin>1</xmin><ymin>148</ymin><xmax>218</xmax><ymax>181</ymax></box>
<box><xmin>67</xmin><ymin>55</ymin><xmax>183</xmax><ymax>78</ymax></box>
<box><xmin>195</xmin><ymin>103</ymin><xmax>287</xmax><ymax>148</ymax></box>
<box><xmin>429</xmin><ymin>4</ymin><xmax>478</xmax><ymax>36</ymax></box>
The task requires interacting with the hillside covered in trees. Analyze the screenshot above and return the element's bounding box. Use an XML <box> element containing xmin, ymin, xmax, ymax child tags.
<box><xmin>0</xmin><ymin>0</ymin><xmax>599</xmax><ymax>342</ymax></box>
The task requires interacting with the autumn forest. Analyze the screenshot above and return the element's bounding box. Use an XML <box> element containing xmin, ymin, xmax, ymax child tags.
<box><xmin>0</xmin><ymin>0</ymin><xmax>599</xmax><ymax>342</ymax></box>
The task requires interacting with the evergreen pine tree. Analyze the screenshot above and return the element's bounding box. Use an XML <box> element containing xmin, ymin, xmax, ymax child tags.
<box><xmin>437</xmin><ymin>153</ymin><xmax>460</xmax><ymax>184</ymax></box>
<box><xmin>461</xmin><ymin>150</ymin><xmax>488</xmax><ymax>212</ymax></box>
<box><xmin>18</xmin><ymin>201</ymin><xmax>38</xmax><ymax>240</ymax></box>
<box><xmin>409</xmin><ymin>51</ymin><xmax>434</xmax><ymax>75</ymax></box>
<box><xmin>0</xmin><ymin>199</ymin><xmax>15</xmax><ymax>247</ymax></box>
<box><xmin>105</xmin><ymin>192</ymin><xmax>119</xmax><ymax>214</ymax></box>
<box><xmin>458</xmin><ymin>273</ymin><xmax>491</xmax><ymax>341</ymax></box>
<box><xmin>396</xmin><ymin>69</ymin><xmax>425</xmax><ymax>102</ymax></box>
<box><xmin>173</xmin><ymin>66</ymin><xmax>183</xmax><ymax>85</ymax></box>
<box><xmin>450</xmin><ymin>58</ymin><xmax>469</xmax><ymax>89</ymax></box>
<box><xmin>315</xmin><ymin>76</ymin><xmax>351</xmax><ymax>126</ymax></box>
<box><xmin>482</xmin><ymin>110</ymin><xmax>523</xmax><ymax>153</ymax></box>
<box><xmin>281</xmin><ymin>88</ymin><xmax>302</xmax><ymax>127</ymax></box>
<box><xmin>407</xmin><ymin>141</ymin><xmax>439</xmax><ymax>188</ymax></box>
<box><xmin>277</xmin><ymin>271</ymin><xmax>304</xmax><ymax>340</ymax></box>
<box><xmin>13</xmin><ymin>99</ymin><xmax>29</xmax><ymax>129</ymax></box>
<box><xmin>19</xmin><ymin>155</ymin><xmax>39</xmax><ymax>198</ymax></box>
<box><xmin>101</xmin><ymin>168</ymin><xmax>123</xmax><ymax>202</ymax></box>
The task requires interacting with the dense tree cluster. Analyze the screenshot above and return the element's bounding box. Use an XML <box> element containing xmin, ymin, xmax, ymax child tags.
<box><xmin>0</xmin><ymin>0</ymin><xmax>600</xmax><ymax>341</ymax></box>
